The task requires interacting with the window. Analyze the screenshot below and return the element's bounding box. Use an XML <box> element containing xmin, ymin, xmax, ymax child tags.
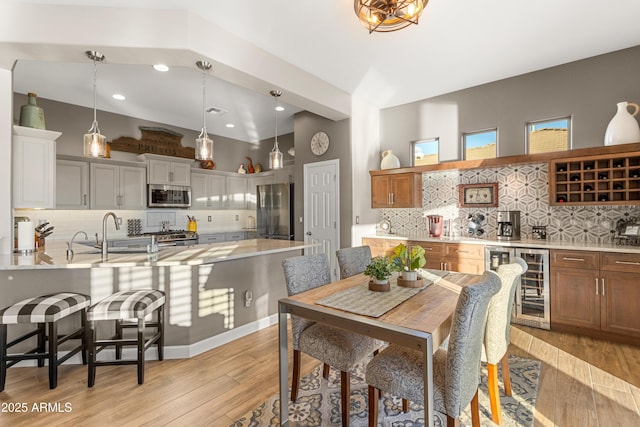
<box><xmin>527</xmin><ymin>116</ymin><xmax>571</xmax><ymax>154</ymax></box>
<box><xmin>411</xmin><ymin>138</ymin><xmax>439</xmax><ymax>166</ymax></box>
<box><xmin>463</xmin><ymin>128</ymin><xmax>497</xmax><ymax>160</ymax></box>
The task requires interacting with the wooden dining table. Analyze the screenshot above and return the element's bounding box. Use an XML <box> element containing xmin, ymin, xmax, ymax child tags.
<box><xmin>277</xmin><ymin>270</ymin><xmax>482</xmax><ymax>427</ymax></box>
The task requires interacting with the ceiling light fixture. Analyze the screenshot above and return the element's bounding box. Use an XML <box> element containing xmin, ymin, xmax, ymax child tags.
<box><xmin>83</xmin><ymin>50</ymin><xmax>107</xmax><ymax>158</ymax></box>
<box><xmin>112</xmin><ymin>93</ymin><xmax>126</xmax><ymax>101</ymax></box>
<box><xmin>153</xmin><ymin>64</ymin><xmax>169</xmax><ymax>72</ymax></box>
<box><xmin>195</xmin><ymin>60</ymin><xmax>213</xmax><ymax>161</ymax></box>
<box><xmin>354</xmin><ymin>0</ymin><xmax>428</xmax><ymax>33</ymax></box>
<box><xmin>269</xmin><ymin>90</ymin><xmax>284</xmax><ymax>170</ymax></box>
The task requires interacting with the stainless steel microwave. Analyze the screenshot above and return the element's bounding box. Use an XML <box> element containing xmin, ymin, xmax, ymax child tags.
<box><xmin>147</xmin><ymin>184</ymin><xmax>191</xmax><ymax>208</ymax></box>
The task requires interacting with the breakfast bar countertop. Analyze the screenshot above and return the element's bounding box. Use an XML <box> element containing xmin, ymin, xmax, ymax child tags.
<box><xmin>364</xmin><ymin>233</ymin><xmax>640</xmax><ymax>254</ymax></box>
<box><xmin>0</xmin><ymin>239</ymin><xmax>313</xmax><ymax>270</ymax></box>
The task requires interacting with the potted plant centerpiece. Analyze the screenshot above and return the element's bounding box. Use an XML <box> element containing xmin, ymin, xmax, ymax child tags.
<box><xmin>391</xmin><ymin>243</ymin><xmax>426</xmax><ymax>287</ymax></box>
<box><xmin>364</xmin><ymin>256</ymin><xmax>393</xmax><ymax>292</ymax></box>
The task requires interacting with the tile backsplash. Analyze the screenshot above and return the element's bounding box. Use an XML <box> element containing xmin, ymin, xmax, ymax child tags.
<box><xmin>378</xmin><ymin>162</ymin><xmax>640</xmax><ymax>243</ymax></box>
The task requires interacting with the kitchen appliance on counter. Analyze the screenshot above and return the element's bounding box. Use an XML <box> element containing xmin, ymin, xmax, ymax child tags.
<box><xmin>256</xmin><ymin>183</ymin><xmax>294</xmax><ymax>240</ymax></box>
<box><xmin>147</xmin><ymin>184</ymin><xmax>191</xmax><ymax>208</ymax></box>
<box><xmin>427</xmin><ymin>215</ymin><xmax>443</xmax><ymax>237</ymax></box>
<box><xmin>485</xmin><ymin>246</ymin><xmax>550</xmax><ymax>330</ymax></box>
<box><xmin>496</xmin><ymin>210</ymin><xmax>520</xmax><ymax>241</ymax></box>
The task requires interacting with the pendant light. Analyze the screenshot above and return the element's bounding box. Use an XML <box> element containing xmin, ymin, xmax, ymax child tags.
<box><xmin>269</xmin><ymin>90</ymin><xmax>284</xmax><ymax>170</ymax></box>
<box><xmin>83</xmin><ymin>51</ymin><xmax>107</xmax><ymax>158</ymax></box>
<box><xmin>195</xmin><ymin>60</ymin><xmax>213</xmax><ymax>161</ymax></box>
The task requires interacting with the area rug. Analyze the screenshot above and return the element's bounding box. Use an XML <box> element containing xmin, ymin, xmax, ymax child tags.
<box><xmin>231</xmin><ymin>355</ymin><xmax>540</xmax><ymax>426</ymax></box>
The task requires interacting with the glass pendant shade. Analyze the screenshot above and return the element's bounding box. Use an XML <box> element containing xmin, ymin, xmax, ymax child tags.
<box><xmin>83</xmin><ymin>51</ymin><xmax>107</xmax><ymax>158</ymax></box>
<box><xmin>195</xmin><ymin>60</ymin><xmax>214</xmax><ymax>161</ymax></box>
<box><xmin>269</xmin><ymin>89</ymin><xmax>284</xmax><ymax>170</ymax></box>
<box><xmin>354</xmin><ymin>0</ymin><xmax>427</xmax><ymax>33</ymax></box>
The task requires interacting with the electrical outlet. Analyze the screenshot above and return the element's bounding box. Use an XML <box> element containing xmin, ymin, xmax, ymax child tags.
<box><xmin>235</xmin><ymin>215</ymin><xmax>239</xmax><ymax>221</ymax></box>
<box><xmin>117</xmin><ymin>217</ymin><xmax>123</xmax><ymax>225</ymax></box>
<box><xmin>208</xmin><ymin>216</ymin><xmax>212</xmax><ymax>222</ymax></box>
<box><xmin>244</xmin><ymin>290</ymin><xmax>253</xmax><ymax>307</ymax></box>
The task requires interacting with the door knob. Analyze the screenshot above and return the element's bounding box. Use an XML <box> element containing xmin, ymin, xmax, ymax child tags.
<box><xmin>306</xmin><ymin>231</ymin><xmax>312</xmax><ymax>236</ymax></box>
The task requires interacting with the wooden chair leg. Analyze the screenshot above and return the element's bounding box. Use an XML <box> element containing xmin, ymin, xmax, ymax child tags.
<box><xmin>402</xmin><ymin>398</ymin><xmax>409</xmax><ymax>412</ymax></box>
<box><xmin>323</xmin><ymin>363</ymin><xmax>330</xmax><ymax>379</ymax></box>
<box><xmin>37</xmin><ymin>322</ymin><xmax>45</xmax><ymax>367</ymax></box>
<box><xmin>47</xmin><ymin>322</ymin><xmax>58</xmax><ymax>389</ymax></box>
<box><xmin>446</xmin><ymin>415</ymin><xmax>458</xmax><ymax>427</ymax></box>
<box><xmin>291</xmin><ymin>349</ymin><xmax>301</xmax><ymax>401</ymax></box>
<box><xmin>501</xmin><ymin>353</ymin><xmax>512</xmax><ymax>396</ymax></box>
<box><xmin>488</xmin><ymin>363</ymin><xmax>502</xmax><ymax>425</ymax></box>
<box><xmin>157</xmin><ymin>307</ymin><xmax>164</xmax><ymax>361</ymax></box>
<box><xmin>115</xmin><ymin>319</ymin><xmax>123</xmax><ymax>360</ymax></box>
<box><xmin>137</xmin><ymin>319</ymin><xmax>145</xmax><ymax>385</ymax></box>
<box><xmin>80</xmin><ymin>310</ymin><xmax>88</xmax><ymax>365</ymax></box>
<box><xmin>340</xmin><ymin>370</ymin><xmax>350</xmax><ymax>427</ymax></box>
<box><xmin>368</xmin><ymin>385</ymin><xmax>378</xmax><ymax>427</ymax></box>
<box><xmin>87</xmin><ymin>320</ymin><xmax>96</xmax><ymax>388</ymax></box>
<box><xmin>0</xmin><ymin>324</ymin><xmax>7</xmax><ymax>391</ymax></box>
<box><xmin>470</xmin><ymin>389</ymin><xmax>480</xmax><ymax>427</ymax></box>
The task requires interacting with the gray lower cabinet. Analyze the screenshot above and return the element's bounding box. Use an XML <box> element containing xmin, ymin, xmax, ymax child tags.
<box><xmin>225</xmin><ymin>231</ymin><xmax>246</xmax><ymax>241</ymax></box>
<box><xmin>198</xmin><ymin>233</ymin><xmax>225</xmax><ymax>244</ymax></box>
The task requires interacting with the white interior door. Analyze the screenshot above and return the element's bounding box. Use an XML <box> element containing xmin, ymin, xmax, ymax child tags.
<box><xmin>304</xmin><ymin>159</ymin><xmax>340</xmax><ymax>280</ymax></box>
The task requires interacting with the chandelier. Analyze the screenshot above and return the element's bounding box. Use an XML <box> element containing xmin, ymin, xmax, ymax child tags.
<box><xmin>268</xmin><ymin>90</ymin><xmax>283</xmax><ymax>170</ymax></box>
<box><xmin>195</xmin><ymin>60</ymin><xmax>213</xmax><ymax>161</ymax></box>
<box><xmin>83</xmin><ymin>51</ymin><xmax>107</xmax><ymax>158</ymax></box>
<box><xmin>354</xmin><ymin>0</ymin><xmax>428</xmax><ymax>33</ymax></box>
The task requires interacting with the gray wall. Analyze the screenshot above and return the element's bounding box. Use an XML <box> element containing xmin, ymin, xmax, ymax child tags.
<box><xmin>293</xmin><ymin>111</ymin><xmax>352</xmax><ymax>248</ymax></box>
<box><xmin>13</xmin><ymin>94</ymin><xmax>294</xmax><ymax>173</ymax></box>
<box><xmin>380</xmin><ymin>45</ymin><xmax>640</xmax><ymax>167</ymax></box>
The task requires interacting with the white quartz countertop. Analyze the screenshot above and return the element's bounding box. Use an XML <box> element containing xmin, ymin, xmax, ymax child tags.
<box><xmin>364</xmin><ymin>233</ymin><xmax>640</xmax><ymax>254</ymax></box>
<box><xmin>0</xmin><ymin>239</ymin><xmax>312</xmax><ymax>270</ymax></box>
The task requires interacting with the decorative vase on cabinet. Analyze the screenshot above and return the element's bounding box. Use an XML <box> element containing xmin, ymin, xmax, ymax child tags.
<box><xmin>380</xmin><ymin>150</ymin><xmax>400</xmax><ymax>169</ymax></box>
<box><xmin>604</xmin><ymin>101</ymin><xmax>640</xmax><ymax>146</ymax></box>
<box><xmin>19</xmin><ymin>92</ymin><xmax>46</xmax><ymax>130</ymax></box>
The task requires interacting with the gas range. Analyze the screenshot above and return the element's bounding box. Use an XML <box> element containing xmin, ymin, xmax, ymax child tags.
<box><xmin>142</xmin><ymin>230</ymin><xmax>198</xmax><ymax>245</ymax></box>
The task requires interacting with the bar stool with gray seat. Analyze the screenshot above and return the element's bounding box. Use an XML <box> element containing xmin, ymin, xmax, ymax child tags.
<box><xmin>86</xmin><ymin>289</ymin><xmax>165</xmax><ymax>387</ymax></box>
<box><xmin>336</xmin><ymin>245</ymin><xmax>372</xmax><ymax>279</ymax></box>
<box><xmin>0</xmin><ymin>292</ymin><xmax>90</xmax><ymax>391</ymax></box>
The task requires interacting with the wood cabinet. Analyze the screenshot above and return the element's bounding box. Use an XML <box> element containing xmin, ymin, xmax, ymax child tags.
<box><xmin>12</xmin><ymin>125</ymin><xmax>60</xmax><ymax>209</ymax></box>
<box><xmin>550</xmin><ymin>249</ymin><xmax>640</xmax><ymax>338</ymax></box>
<box><xmin>370</xmin><ymin>172</ymin><xmax>422</xmax><ymax>208</ymax></box>
<box><xmin>56</xmin><ymin>159</ymin><xmax>89</xmax><ymax>209</ymax></box>
<box><xmin>362</xmin><ymin>237</ymin><xmax>408</xmax><ymax>257</ymax></box>
<box><xmin>90</xmin><ymin>163</ymin><xmax>146</xmax><ymax>209</ymax></box>
<box><xmin>140</xmin><ymin>154</ymin><xmax>192</xmax><ymax>186</ymax></box>
<box><xmin>550</xmin><ymin>152</ymin><xmax>640</xmax><ymax>205</ymax></box>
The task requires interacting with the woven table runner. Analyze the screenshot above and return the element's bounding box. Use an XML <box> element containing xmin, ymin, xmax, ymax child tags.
<box><xmin>316</xmin><ymin>269</ymin><xmax>449</xmax><ymax>318</ymax></box>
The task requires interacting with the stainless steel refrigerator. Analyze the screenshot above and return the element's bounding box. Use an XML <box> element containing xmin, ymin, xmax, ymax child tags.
<box><xmin>256</xmin><ymin>183</ymin><xmax>294</xmax><ymax>240</ymax></box>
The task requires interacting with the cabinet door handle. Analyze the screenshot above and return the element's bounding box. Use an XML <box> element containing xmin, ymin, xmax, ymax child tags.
<box><xmin>423</xmin><ymin>247</ymin><xmax>433</xmax><ymax>251</ymax></box>
<box><xmin>595</xmin><ymin>277</ymin><xmax>599</xmax><ymax>295</ymax></box>
<box><xmin>614</xmin><ymin>260</ymin><xmax>640</xmax><ymax>266</ymax></box>
<box><xmin>601</xmin><ymin>278</ymin><xmax>605</xmax><ymax>296</ymax></box>
<box><xmin>169</xmin><ymin>171</ymin><xmax>174</xmax><ymax>182</ymax></box>
<box><xmin>562</xmin><ymin>257</ymin><xmax>585</xmax><ymax>261</ymax></box>
<box><xmin>456</xmin><ymin>250</ymin><xmax>469</xmax><ymax>254</ymax></box>
<box><xmin>390</xmin><ymin>193</ymin><xmax>395</xmax><ymax>205</ymax></box>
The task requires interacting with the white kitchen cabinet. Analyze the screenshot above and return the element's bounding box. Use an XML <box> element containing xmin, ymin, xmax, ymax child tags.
<box><xmin>226</xmin><ymin>176</ymin><xmax>248</xmax><ymax>209</ymax></box>
<box><xmin>56</xmin><ymin>159</ymin><xmax>89</xmax><ymax>209</ymax></box>
<box><xmin>12</xmin><ymin>125</ymin><xmax>61</xmax><ymax>209</ymax></box>
<box><xmin>225</xmin><ymin>231</ymin><xmax>246</xmax><ymax>241</ymax></box>
<box><xmin>191</xmin><ymin>171</ymin><xmax>226</xmax><ymax>209</ymax></box>
<box><xmin>141</xmin><ymin>154</ymin><xmax>193</xmax><ymax>186</ymax></box>
<box><xmin>90</xmin><ymin>163</ymin><xmax>146</xmax><ymax>209</ymax></box>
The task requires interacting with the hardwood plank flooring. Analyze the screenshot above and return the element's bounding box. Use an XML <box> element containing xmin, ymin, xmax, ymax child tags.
<box><xmin>0</xmin><ymin>324</ymin><xmax>639</xmax><ymax>426</ymax></box>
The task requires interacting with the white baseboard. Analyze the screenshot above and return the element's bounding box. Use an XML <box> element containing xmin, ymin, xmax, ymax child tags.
<box><xmin>9</xmin><ymin>314</ymin><xmax>278</xmax><ymax>367</ymax></box>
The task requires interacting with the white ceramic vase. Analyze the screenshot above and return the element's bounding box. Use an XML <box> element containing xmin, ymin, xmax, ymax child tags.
<box><xmin>402</xmin><ymin>270</ymin><xmax>418</xmax><ymax>281</ymax></box>
<box><xmin>372</xmin><ymin>278</ymin><xmax>389</xmax><ymax>285</ymax></box>
<box><xmin>380</xmin><ymin>150</ymin><xmax>400</xmax><ymax>169</ymax></box>
<box><xmin>604</xmin><ymin>101</ymin><xmax>640</xmax><ymax>146</ymax></box>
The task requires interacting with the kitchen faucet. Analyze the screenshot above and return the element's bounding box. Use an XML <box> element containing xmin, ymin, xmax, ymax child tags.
<box><xmin>102</xmin><ymin>212</ymin><xmax>121</xmax><ymax>259</ymax></box>
<box><xmin>66</xmin><ymin>230</ymin><xmax>87</xmax><ymax>260</ymax></box>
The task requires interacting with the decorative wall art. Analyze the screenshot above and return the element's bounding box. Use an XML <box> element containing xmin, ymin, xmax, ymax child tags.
<box><xmin>459</xmin><ymin>183</ymin><xmax>499</xmax><ymax>208</ymax></box>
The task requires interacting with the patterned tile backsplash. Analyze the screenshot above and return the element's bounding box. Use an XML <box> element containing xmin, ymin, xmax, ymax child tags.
<box><xmin>378</xmin><ymin>162</ymin><xmax>640</xmax><ymax>244</ymax></box>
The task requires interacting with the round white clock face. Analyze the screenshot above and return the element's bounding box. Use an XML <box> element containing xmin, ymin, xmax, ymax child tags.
<box><xmin>310</xmin><ymin>131</ymin><xmax>329</xmax><ymax>156</ymax></box>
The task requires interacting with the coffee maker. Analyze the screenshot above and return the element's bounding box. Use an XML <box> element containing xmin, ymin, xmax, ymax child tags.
<box><xmin>497</xmin><ymin>211</ymin><xmax>520</xmax><ymax>241</ymax></box>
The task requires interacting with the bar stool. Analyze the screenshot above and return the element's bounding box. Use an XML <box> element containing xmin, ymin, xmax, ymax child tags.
<box><xmin>86</xmin><ymin>289</ymin><xmax>165</xmax><ymax>387</ymax></box>
<box><xmin>0</xmin><ymin>292</ymin><xmax>90</xmax><ymax>391</ymax></box>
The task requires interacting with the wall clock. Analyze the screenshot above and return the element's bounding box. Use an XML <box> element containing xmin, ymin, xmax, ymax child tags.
<box><xmin>310</xmin><ymin>131</ymin><xmax>329</xmax><ymax>156</ymax></box>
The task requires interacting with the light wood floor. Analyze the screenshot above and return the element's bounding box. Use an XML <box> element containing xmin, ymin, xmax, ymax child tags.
<box><xmin>0</xmin><ymin>324</ymin><xmax>639</xmax><ymax>426</ymax></box>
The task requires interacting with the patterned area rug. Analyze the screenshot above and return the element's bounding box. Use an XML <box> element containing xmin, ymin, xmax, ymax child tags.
<box><xmin>231</xmin><ymin>355</ymin><xmax>540</xmax><ymax>426</ymax></box>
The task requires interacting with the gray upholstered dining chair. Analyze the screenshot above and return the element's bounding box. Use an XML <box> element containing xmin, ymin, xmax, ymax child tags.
<box><xmin>336</xmin><ymin>245</ymin><xmax>372</xmax><ymax>278</ymax></box>
<box><xmin>365</xmin><ymin>270</ymin><xmax>501</xmax><ymax>427</ymax></box>
<box><xmin>484</xmin><ymin>256</ymin><xmax>528</xmax><ymax>425</ymax></box>
<box><xmin>282</xmin><ymin>253</ymin><xmax>380</xmax><ymax>427</ymax></box>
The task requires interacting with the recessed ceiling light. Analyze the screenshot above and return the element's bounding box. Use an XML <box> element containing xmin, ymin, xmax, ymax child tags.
<box><xmin>225</xmin><ymin>123</ymin><xmax>235</xmax><ymax>128</ymax></box>
<box><xmin>112</xmin><ymin>93</ymin><xmax>126</xmax><ymax>100</ymax></box>
<box><xmin>275</xmin><ymin>106</ymin><xmax>285</xmax><ymax>112</ymax></box>
<box><xmin>153</xmin><ymin>64</ymin><xmax>169</xmax><ymax>72</ymax></box>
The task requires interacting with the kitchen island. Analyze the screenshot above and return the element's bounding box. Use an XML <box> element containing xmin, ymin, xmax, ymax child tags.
<box><xmin>0</xmin><ymin>239</ymin><xmax>314</xmax><ymax>359</ymax></box>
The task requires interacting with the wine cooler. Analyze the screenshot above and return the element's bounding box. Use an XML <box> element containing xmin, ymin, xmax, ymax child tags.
<box><xmin>485</xmin><ymin>246</ymin><xmax>550</xmax><ymax>330</ymax></box>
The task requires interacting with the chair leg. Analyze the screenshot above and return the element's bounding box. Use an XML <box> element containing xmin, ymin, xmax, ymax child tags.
<box><xmin>470</xmin><ymin>389</ymin><xmax>480</xmax><ymax>427</ymax></box>
<box><xmin>446</xmin><ymin>415</ymin><xmax>458</xmax><ymax>427</ymax></box>
<box><xmin>0</xmin><ymin>324</ymin><xmax>7</xmax><ymax>391</ymax></box>
<box><xmin>340</xmin><ymin>370</ymin><xmax>350</xmax><ymax>427</ymax></box>
<box><xmin>115</xmin><ymin>319</ymin><xmax>123</xmax><ymax>360</ymax></box>
<box><xmin>80</xmin><ymin>309</ymin><xmax>88</xmax><ymax>365</ymax></box>
<box><xmin>157</xmin><ymin>307</ymin><xmax>164</xmax><ymax>361</ymax></box>
<box><xmin>137</xmin><ymin>319</ymin><xmax>145</xmax><ymax>385</ymax></box>
<box><xmin>488</xmin><ymin>362</ymin><xmax>502</xmax><ymax>425</ymax></box>
<box><xmin>37</xmin><ymin>323</ymin><xmax>45</xmax><ymax>367</ymax></box>
<box><xmin>402</xmin><ymin>398</ymin><xmax>409</xmax><ymax>412</ymax></box>
<box><xmin>87</xmin><ymin>320</ymin><xmax>96</xmax><ymax>388</ymax></box>
<box><xmin>323</xmin><ymin>363</ymin><xmax>330</xmax><ymax>379</ymax></box>
<box><xmin>47</xmin><ymin>322</ymin><xmax>58</xmax><ymax>389</ymax></box>
<box><xmin>501</xmin><ymin>353</ymin><xmax>512</xmax><ymax>396</ymax></box>
<box><xmin>368</xmin><ymin>385</ymin><xmax>378</xmax><ymax>427</ymax></box>
<box><xmin>291</xmin><ymin>349</ymin><xmax>301</xmax><ymax>401</ymax></box>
